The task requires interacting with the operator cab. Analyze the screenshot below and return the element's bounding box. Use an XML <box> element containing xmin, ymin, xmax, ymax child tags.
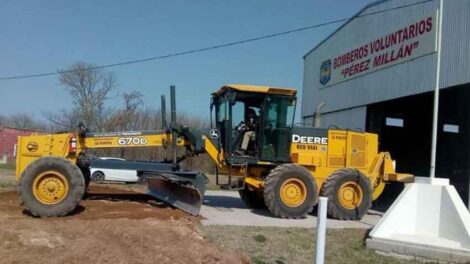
<box><xmin>211</xmin><ymin>84</ymin><xmax>296</xmax><ymax>164</ymax></box>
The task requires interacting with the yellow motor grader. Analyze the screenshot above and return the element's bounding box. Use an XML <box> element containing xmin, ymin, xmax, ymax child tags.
<box><xmin>15</xmin><ymin>85</ymin><xmax>412</xmax><ymax>220</ymax></box>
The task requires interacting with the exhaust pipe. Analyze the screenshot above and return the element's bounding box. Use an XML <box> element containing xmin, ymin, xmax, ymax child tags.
<box><xmin>170</xmin><ymin>85</ymin><xmax>177</xmax><ymax>168</ymax></box>
<box><xmin>143</xmin><ymin>85</ymin><xmax>207</xmax><ymax>216</ymax></box>
<box><xmin>144</xmin><ymin>85</ymin><xmax>207</xmax><ymax>215</ymax></box>
<box><xmin>314</xmin><ymin>102</ymin><xmax>326</xmax><ymax>128</ymax></box>
<box><xmin>161</xmin><ymin>95</ymin><xmax>167</xmax><ymax>129</ymax></box>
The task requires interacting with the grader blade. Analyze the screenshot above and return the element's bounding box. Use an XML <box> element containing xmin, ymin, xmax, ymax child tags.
<box><xmin>145</xmin><ymin>172</ymin><xmax>206</xmax><ymax>216</ymax></box>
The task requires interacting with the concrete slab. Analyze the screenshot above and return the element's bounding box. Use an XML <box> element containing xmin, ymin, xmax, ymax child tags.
<box><xmin>367</xmin><ymin>238</ymin><xmax>470</xmax><ymax>263</ymax></box>
<box><xmin>200</xmin><ymin>190</ymin><xmax>381</xmax><ymax>228</ymax></box>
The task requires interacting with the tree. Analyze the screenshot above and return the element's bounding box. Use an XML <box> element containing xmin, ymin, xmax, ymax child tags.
<box><xmin>0</xmin><ymin>113</ymin><xmax>45</xmax><ymax>130</ymax></box>
<box><xmin>102</xmin><ymin>90</ymin><xmax>143</xmax><ymax>131</ymax></box>
<box><xmin>0</xmin><ymin>115</ymin><xmax>7</xmax><ymax>126</ymax></box>
<box><xmin>9</xmin><ymin>114</ymin><xmax>37</xmax><ymax>129</ymax></box>
<box><xmin>123</xmin><ymin>91</ymin><xmax>143</xmax><ymax>112</ymax></box>
<box><xmin>121</xmin><ymin>91</ymin><xmax>143</xmax><ymax>130</ymax></box>
<box><xmin>57</xmin><ymin>62</ymin><xmax>115</xmax><ymax>130</ymax></box>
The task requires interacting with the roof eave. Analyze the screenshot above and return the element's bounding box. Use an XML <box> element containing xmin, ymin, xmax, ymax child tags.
<box><xmin>302</xmin><ymin>0</ymin><xmax>391</xmax><ymax>59</ymax></box>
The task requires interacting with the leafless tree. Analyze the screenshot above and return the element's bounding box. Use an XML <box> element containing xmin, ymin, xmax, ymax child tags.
<box><xmin>45</xmin><ymin>108</ymin><xmax>81</xmax><ymax>132</ymax></box>
<box><xmin>57</xmin><ymin>62</ymin><xmax>115</xmax><ymax>130</ymax></box>
<box><xmin>120</xmin><ymin>90</ymin><xmax>144</xmax><ymax>130</ymax></box>
<box><xmin>44</xmin><ymin>62</ymin><xmax>213</xmax><ymax>171</ymax></box>
<box><xmin>0</xmin><ymin>113</ymin><xmax>46</xmax><ymax>131</ymax></box>
<box><xmin>9</xmin><ymin>114</ymin><xmax>36</xmax><ymax>129</ymax></box>
<box><xmin>123</xmin><ymin>91</ymin><xmax>143</xmax><ymax>112</ymax></box>
<box><xmin>0</xmin><ymin>115</ymin><xmax>7</xmax><ymax>126</ymax></box>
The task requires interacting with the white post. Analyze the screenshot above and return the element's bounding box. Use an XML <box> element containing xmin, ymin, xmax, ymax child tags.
<box><xmin>430</xmin><ymin>0</ymin><xmax>444</xmax><ymax>179</ymax></box>
<box><xmin>468</xmin><ymin>177</ymin><xmax>470</xmax><ymax>211</ymax></box>
<box><xmin>315</xmin><ymin>197</ymin><xmax>328</xmax><ymax>264</ymax></box>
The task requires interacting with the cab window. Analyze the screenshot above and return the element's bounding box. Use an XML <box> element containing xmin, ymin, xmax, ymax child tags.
<box><xmin>231</xmin><ymin>101</ymin><xmax>245</xmax><ymax>128</ymax></box>
<box><xmin>217</xmin><ymin>99</ymin><xmax>228</xmax><ymax>122</ymax></box>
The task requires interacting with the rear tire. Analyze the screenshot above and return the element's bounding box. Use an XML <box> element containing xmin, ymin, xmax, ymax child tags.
<box><xmin>18</xmin><ymin>157</ymin><xmax>85</xmax><ymax>217</ymax></box>
<box><xmin>320</xmin><ymin>168</ymin><xmax>372</xmax><ymax>220</ymax></box>
<box><xmin>239</xmin><ymin>186</ymin><xmax>265</xmax><ymax>208</ymax></box>
<box><xmin>263</xmin><ymin>164</ymin><xmax>317</xmax><ymax>219</ymax></box>
<box><xmin>91</xmin><ymin>171</ymin><xmax>105</xmax><ymax>183</ymax></box>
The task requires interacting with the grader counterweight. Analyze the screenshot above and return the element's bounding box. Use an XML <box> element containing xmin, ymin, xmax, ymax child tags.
<box><xmin>15</xmin><ymin>84</ymin><xmax>412</xmax><ymax>220</ymax></box>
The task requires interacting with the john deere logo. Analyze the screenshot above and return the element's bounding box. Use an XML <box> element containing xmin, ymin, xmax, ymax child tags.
<box><xmin>320</xmin><ymin>59</ymin><xmax>331</xmax><ymax>85</ymax></box>
<box><xmin>26</xmin><ymin>142</ymin><xmax>38</xmax><ymax>152</ymax></box>
<box><xmin>209</xmin><ymin>129</ymin><xmax>219</xmax><ymax>139</ymax></box>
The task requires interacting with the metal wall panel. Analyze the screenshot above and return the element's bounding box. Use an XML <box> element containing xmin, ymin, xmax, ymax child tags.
<box><xmin>298</xmin><ymin>106</ymin><xmax>366</xmax><ymax>130</ymax></box>
<box><xmin>440</xmin><ymin>0</ymin><xmax>470</xmax><ymax>88</ymax></box>
<box><xmin>321</xmin><ymin>107</ymin><xmax>367</xmax><ymax>130</ymax></box>
<box><xmin>302</xmin><ymin>0</ymin><xmax>470</xmax><ymax>124</ymax></box>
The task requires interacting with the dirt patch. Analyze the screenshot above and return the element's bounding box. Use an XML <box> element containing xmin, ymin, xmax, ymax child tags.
<box><xmin>0</xmin><ymin>185</ymin><xmax>194</xmax><ymax>221</ymax></box>
<box><xmin>0</xmin><ymin>185</ymin><xmax>248</xmax><ymax>264</ymax></box>
<box><xmin>76</xmin><ymin>185</ymin><xmax>195</xmax><ymax>221</ymax></box>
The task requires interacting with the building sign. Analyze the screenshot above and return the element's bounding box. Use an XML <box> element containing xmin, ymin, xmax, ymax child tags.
<box><xmin>320</xmin><ymin>13</ymin><xmax>438</xmax><ymax>86</ymax></box>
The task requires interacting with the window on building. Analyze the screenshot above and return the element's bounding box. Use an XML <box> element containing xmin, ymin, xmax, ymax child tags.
<box><xmin>443</xmin><ymin>124</ymin><xmax>459</xmax><ymax>134</ymax></box>
<box><xmin>385</xmin><ymin>117</ymin><xmax>404</xmax><ymax>127</ymax></box>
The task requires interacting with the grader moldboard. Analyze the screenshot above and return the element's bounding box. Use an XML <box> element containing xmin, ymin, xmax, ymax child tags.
<box><xmin>15</xmin><ymin>85</ymin><xmax>412</xmax><ymax>220</ymax></box>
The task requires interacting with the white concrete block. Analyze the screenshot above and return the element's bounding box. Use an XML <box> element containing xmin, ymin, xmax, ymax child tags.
<box><xmin>367</xmin><ymin>177</ymin><xmax>470</xmax><ymax>262</ymax></box>
<box><xmin>414</xmin><ymin>176</ymin><xmax>449</xmax><ymax>185</ymax></box>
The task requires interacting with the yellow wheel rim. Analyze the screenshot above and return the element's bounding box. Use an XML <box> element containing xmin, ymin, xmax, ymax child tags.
<box><xmin>32</xmin><ymin>170</ymin><xmax>69</xmax><ymax>205</ymax></box>
<box><xmin>279</xmin><ymin>178</ymin><xmax>307</xmax><ymax>207</ymax></box>
<box><xmin>338</xmin><ymin>181</ymin><xmax>363</xmax><ymax>210</ymax></box>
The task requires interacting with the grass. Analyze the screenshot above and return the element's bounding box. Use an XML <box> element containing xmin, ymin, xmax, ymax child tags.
<box><xmin>0</xmin><ymin>181</ymin><xmax>16</xmax><ymax>188</ymax></box>
<box><xmin>0</xmin><ymin>164</ymin><xmax>15</xmax><ymax>170</ymax></box>
<box><xmin>0</xmin><ymin>164</ymin><xmax>16</xmax><ymax>189</ymax></box>
<box><xmin>199</xmin><ymin>225</ymin><xmax>431</xmax><ymax>264</ymax></box>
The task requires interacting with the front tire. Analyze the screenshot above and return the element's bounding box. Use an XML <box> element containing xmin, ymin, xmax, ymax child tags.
<box><xmin>320</xmin><ymin>168</ymin><xmax>372</xmax><ymax>220</ymax></box>
<box><xmin>18</xmin><ymin>157</ymin><xmax>85</xmax><ymax>217</ymax></box>
<box><xmin>263</xmin><ymin>164</ymin><xmax>317</xmax><ymax>219</ymax></box>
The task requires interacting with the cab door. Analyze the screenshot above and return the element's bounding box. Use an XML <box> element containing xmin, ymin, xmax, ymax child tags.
<box><xmin>215</xmin><ymin>96</ymin><xmax>231</xmax><ymax>156</ymax></box>
<box><xmin>260</xmin><ymin>96</ymin><xmax>296</xmax><ymax>162</ymax></box>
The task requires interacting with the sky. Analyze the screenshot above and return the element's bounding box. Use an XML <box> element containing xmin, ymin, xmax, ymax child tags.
<box><xmin>0</xmin><ymin>0</ymin><xmax>374</xmax><ymax>122</ymax></box>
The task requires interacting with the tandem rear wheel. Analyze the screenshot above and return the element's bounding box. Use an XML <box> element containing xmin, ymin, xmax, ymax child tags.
<box><xmin>321</xmin><ymin>168</ymin><xmax>372</xmax><ymax>220</ymax></box>
<box><xmin>18</xmin><ymin>157</ymin><xmax>85</xmax><ymax>217</ymax></box>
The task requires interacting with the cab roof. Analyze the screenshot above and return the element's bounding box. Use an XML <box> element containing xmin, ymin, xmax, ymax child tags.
<box><xmin>213</xmin><ymin>84</ymin><xmax>297</xmax><ymax>97</ymax></box>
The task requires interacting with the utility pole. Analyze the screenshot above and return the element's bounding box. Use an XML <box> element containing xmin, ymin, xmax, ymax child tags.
<box><xmin>430</xmin><ymin>0</ymin><xmax>444</xmax><ymax>179</ymax></box>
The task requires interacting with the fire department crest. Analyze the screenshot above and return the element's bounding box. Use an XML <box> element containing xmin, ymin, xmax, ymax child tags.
<box><xmin>320</xmin><ymin>59</ymin><xmax>331</xmax><ymax>86</ymax></box>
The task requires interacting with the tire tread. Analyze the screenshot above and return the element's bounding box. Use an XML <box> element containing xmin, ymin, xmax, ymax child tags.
<box><xmin>18</xmin><ymin>157</ymin><xmax>85</xmax><ymax>217</ymax></box>
<box><xmin>321</xmin><ymin>168</ymin><xmax>372</xmax><ymax>220</ymax></box>
<box><xmin>263</xmin><ymin>163</ymin><xmax>317</xmax><ymax>219</ymax></box>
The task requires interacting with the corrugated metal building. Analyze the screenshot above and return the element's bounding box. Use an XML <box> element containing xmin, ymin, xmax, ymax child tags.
<box><xmin>301</xmin><ymin>0</ymin><xmax>470</xmax><ymax>205</ymax></box>
<box><xmin>0</xmin><ymin>127</ymin><xmax>37</xmax><ymax>164</ymax></box>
